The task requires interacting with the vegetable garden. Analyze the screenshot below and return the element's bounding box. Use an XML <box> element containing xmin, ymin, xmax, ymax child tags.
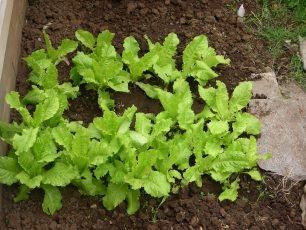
<box><xmin>1</xmin><ymin>0</ymin><xmax>304</xmax><ymax>229</ymax></box>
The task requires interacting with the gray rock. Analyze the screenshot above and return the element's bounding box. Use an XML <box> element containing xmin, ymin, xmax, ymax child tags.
<box><xmin>248</xmin><ymin>99</ymin><xmax>306</xmax><ymax>180</ymax></box>
<box><xmin>252</xmin><ymin>72</ymin><xmax>282</xmax><ymax>99</ymax></box>
<box><xmin>280</xmin><ymin>81</ymin><xmax>306</xmax><ymax>134</ymax></box>
<box><xmin>299</xmin><ymin>36</ymin><xmax>306</xmax><ymax>71</ymax></box>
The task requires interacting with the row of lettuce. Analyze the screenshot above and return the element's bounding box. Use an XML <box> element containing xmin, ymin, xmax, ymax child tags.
<box><xmin>0</xmin><ymin>30</ymin><xmax>268</xmax><ymax>215</ymax></box>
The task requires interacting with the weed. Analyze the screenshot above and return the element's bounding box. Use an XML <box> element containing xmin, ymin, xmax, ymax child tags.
<box><xmin>290</xmin><ymin>54</ymin><xmax>306</xmax><ymax>88</ymax></box>
<box><xmin>256</xmin><ymin>184</ymin><xmax>274</xmax><ymax>202</ymax></box>
<box><xmin>247</xmin><ymin>0</ymin><xmax>306</xmax><ymax>88</ymax></box>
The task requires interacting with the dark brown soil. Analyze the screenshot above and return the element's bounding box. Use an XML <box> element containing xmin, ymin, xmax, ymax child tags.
<box><xmin>2</xmin><ymin>0</ymin><xmax>304</xmax><ymax>229</ymax></box>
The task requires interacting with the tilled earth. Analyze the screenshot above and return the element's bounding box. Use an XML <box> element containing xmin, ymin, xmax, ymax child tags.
<box><xmin>2</xmin><ymin>0</ymin><xmax>304</xmax><ymax>229</ymax></box>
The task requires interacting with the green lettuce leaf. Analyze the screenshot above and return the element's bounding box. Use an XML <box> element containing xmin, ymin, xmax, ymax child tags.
<box><xmin>42</xmin><ymin>185</ymin><xmax>62</xmax><ymax>215</ymax></box>
<box><xmin>75</xmin><ymin>29</ymin><xmax>96</xmax><ymax>50</ymax></box>
<box><xmin>0</xmin><ymin>157</ymin><xmax>21</xmax><ymax>185</ymax></box>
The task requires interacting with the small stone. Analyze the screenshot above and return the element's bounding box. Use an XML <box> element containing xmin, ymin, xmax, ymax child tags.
<box><xmin>49</xmin><ymin>221</ymin><xmax>57</xmax><ymax>230</ymax></box>
<box><xmin>152</xmin><ymin>8</ymin><xmax>159</xmax><ymax>15</ymax></box>
<box><xmin>280</xmin><ymin>226</ymin><xmax>286</xmax><ymax>230</ymax></box>
<box><xmin>179</xmin><ymin>18</ymin><xmax>187</xmax><ymax>24</ymax></box>
<box><xmin>236</xmin><ymin>198</ymin><xmax>247</xmax><ymax>208</ymax></box>
<box><xmin>138</xmin><ymin>2</ymin><xmax>145</xmax><ymax>8</ymax></box>
<box><xmin>140</xmin><ymin>8</ymin><xmax>149</xmax><ymax>16</ymax></box>
<box><xmin>176</xmin><ymin>211</ymin><xmax>185</xmax><ymax>222</ymax></box>
<box><xmin>210</xmin><ymin>217</ymin><xmax>219</xmax><ymax>226</ymax></box>
<box><xmin>165</xmin><ymin>0</ymin><xmax>170</xmax><ymax>5</ymax></box>
<box><xmin>90</xmin><ymin>204</ymin><xmax>97</xmax><ymax>209</ymax></box>
<box><xmin>237</xmin><ymin>17</ymin><xmax>244</xmax><ymax>24</ymax></box>
<box><xmin>215</xmin><ymin>9</ymin><xmax>223</xmax><ymax>19</ymax></box>
<box><xmin>219</xmin><ymin>208</ymin><xmax>227</xmax><ymax>217</ymax></box>
<box><xmin>205</xmin><ymin>16</ymin><xmax>216</xmax><ymax>23</ymax></box>
<box><xmin>299</xmin><ymin>36</ymin><xmax>306</xmax><ymax>70</ymax></box>
<box><xmin>242</xmin><ymin>34</ymin><xmax>252</xmax><ymax>41</ymax></box>
<box><xmin>272</xmin><ymin>219</ymin><xmax>280</xmax><ymax>226</ymax></box>
<box><xmin>190</xmin><ymin>216</ymin><xmax>199</xmax><ymax>226</ymax></box>
<box><xmin>196</xmin><ymin>12</ymin><xmax>204</xmax><ymax>19</ymax></box>
<box><xmin>290</xmin><ymin>209</ymin><xmax>296</xmax><ymax>218</ymax></box>
<box><xmin>247</xmin><ymin>66</ymin><xmax>257</xmax><ymax>73</ymax></box>
<box><xmin>186</xmin><ymin>13</ymin><xmax>193</xmax><ymax>19</ymax></box>
<box><xmin>127</xmin><ymin>2</ymin><xmax>137</xmax><ymax>14</ymax></box>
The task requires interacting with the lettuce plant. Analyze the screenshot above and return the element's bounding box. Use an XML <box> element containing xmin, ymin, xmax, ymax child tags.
<box><xmin>0</xmin><ymin>31</ymin><xmax>267</xmax><ymax>216</ymax></box>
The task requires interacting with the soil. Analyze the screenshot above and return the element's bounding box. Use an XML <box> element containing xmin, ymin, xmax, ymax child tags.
<box><xmin>2</xmin><ymin>0</ymin><xmax>304</xmax><ymax>229</ymax></box>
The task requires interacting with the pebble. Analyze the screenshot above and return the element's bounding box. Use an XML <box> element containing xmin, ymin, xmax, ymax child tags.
<box><xmin>138</xmin><ymin>2</ymin><xmax>145</xmax><ymax>8</ymax></box>
<box><xmin>219</xmin><ymin>208</ymin><xmax>227</xmax><ymax>217</ymax></box>
<box><xmin>205</xmin><ymin>16</ymin><xmax>216</xmax><ymax>23</ymax></box>
<box><xmin>210</xmin><ymin>216</ymin><xmax>219</xmax><ymax>226</ymax></box>
<box><xmin>272</xmin><ymin>218</ymin><xmax>280</xmax><ymax>226</ymax></box>
<box><xmin>140</xmin><ymin>8</ymin><xmax>149</xmax><ymax>16</ymax></box>
<box><xmin>247</xmin><ymin>66</ymin><xmax>257</xmax><ymax>73</ymax></box>
<box><xmin>236</xmin><ymin>198</ymin><xmax>247</xmax><ymax>208</ymax></box>
<box><xmin>49</xmin><ymin>221</ymin><xmax>57</xmax><ymax>230</ymax></box>
<box><xmin>214</xmin><ymin>9</ymin><xmax>223</xmax><ymax>19</ymax></box>
<box><xmin>190</xmin><ymin>216</ymin><xmax>199</xmax><ymax>226</ymax></box>
<box><xmin>165</xmin><ymin>0</ymin><xmax>171</xmax><ymax>5</ymax></box>
<box><xmin>176</xmin><ymin>211</ymin><xmax>185</xmax><ymax>222</ymax></box>
<box><xmin>127</xmin><ymin>2</ymin><xmax>137</xmax><ymax>14</ymax></box>
<box><xmin>152</xmin><ymin>8</ymin><xmax>159</xmax><ymax>15</ymax></box>
<box><xmin>179</xmin><ymin>18</ymin><xmax>187</xmax><ymax>25</ymax></box>
<box><xmin>290</xmin><ymin>209</ymin><xmax>296</xmax><ymax>218</ymax></box>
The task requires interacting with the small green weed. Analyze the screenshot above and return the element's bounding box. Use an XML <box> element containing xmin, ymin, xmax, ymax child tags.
<box><xmin>247</xmin><ymin>0</ymin><xmax>306</xmax><ymax>87</ymax></box>
<box><xmin>290</xmin><ymin>54</ymin><xmax>306</xmax><ymax>88</ymax></box>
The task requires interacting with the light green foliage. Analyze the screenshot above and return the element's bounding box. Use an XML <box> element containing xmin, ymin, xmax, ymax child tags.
<box><xmin>42</xmin><ymin>185</ymin><xmax>62</xmax><ymax>215</ymax></box>
<box><xmin>182</xmin><ymin>35</ymin><xmax>230</xmax><ymax>85</ymax></box>
<box><xmin>122</xmin><ymin>36</ymin><xmax>158</xmax><ymax>80</ymax></box>
<box><xmin>0</xmin><ymin>31</ymin><xmax>265</xmax><ymax>216</ymax></box>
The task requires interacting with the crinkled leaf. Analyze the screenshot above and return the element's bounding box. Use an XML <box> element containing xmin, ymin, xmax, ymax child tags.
<box><xmin>143</xmin><ymin>171</ymin><xmax>170</xmax><ymax>198</ymax></box>
<box><xmin>6</xmin><ymin>92</ymin><xmax>32</xmax><ymax>125</ymax></box>
<box><xmin>219</xmin><ymin>178</ymin><xmax>240</xmax><ymax>202</ymax></box>
<box><xmin>136</xmin><ymin>82</ymin><xmax>159</xmax><ymax>99</ymax></box>
<box><xmin>16</xmin><ymin>171</ymin><xmax>42</xmax><ymax>189</ymax></box>
<box><xmin>122</xmin><ymin>36</ymin><xmax>158</xmax><ymax>80</ymax></box>
<box><xmin>0</xmin><ymin>157</ymin><xmax>21</xmax><ymax>185</ymax></box>
<box><xmin>126</xmin><ymin>189</ymin><xmax>140</xmax><ymax>215</ymax></box>
<box><xmin>13</xmin><ymin>128</ymin><xmax>39</xmax><ymax>155</ymax></box>
<box><xmin>207</xmin><ymin>120</ymin><xmax>229</xmax><ymax>136</ymax></box>
<box><xmin>42</xmin><ymin>185</ymin><xmax>62</xmax><ymax>215</ymax></box>
<box><xmin>102</xmin><ymin>183</ymin><xmax>128</xmax><ymax>210</ymax></box>
<box><xmin>98</xmin><ymin>89</ymin><xmax>114</xmax><ymax>111</ymax></box>
<box><xmin>32</xmin><ymin>130</ymin><xmax>58</xmax><ymax>164</ymax></box>
<box><xmin>52</xmin><ymin>123</ymin><xmax>73</xmax><ymax>150</ymax></box>
<box><xmin>75</xmin><ymin>29</ymin><xmax>96</xmax><ymax>50</ymax></box>
<box><xmin>42</xmin><ymin>162</ymin><xmax>79</xmax><ymax>186</ymax></box>
<box><xmin>33</xmin><ymin>92</ymin><xmax>60</xmax><ymax>126</ymax></box>
<box><xmin>229</xmin><ymin>81</ymin><xmax>252</xmax><ymax>112</ymax></box>
<box><xmin>14</xmin><ymin>184</ymin><xmax>31</xmax><ymax>202</ymax></box>
<box><xmin>0</xmin><ymin>121</ymin><xmax>22</xmax><ymax>143</ymax></box>
<box><xmin>246</xmin><ymin>169</ymin><xmax>262</xmax><ymax>181</ymax></box>
<box><xmin>23</xmin><ymin>86</ymin><xmax>45</xmax><ymax>105</ymax></box>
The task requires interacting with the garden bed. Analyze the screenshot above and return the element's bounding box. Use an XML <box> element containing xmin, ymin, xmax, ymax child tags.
<box><xmin>1</xmin><ymin>0</ymin><xmax>304</xmax><ymax>229</ymax></box>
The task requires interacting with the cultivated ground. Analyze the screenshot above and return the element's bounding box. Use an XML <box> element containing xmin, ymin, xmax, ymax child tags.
<box><xmin>2</xmin><ymin>0</ymin><xmax>305</xmax><ymax>229</ymax></box>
